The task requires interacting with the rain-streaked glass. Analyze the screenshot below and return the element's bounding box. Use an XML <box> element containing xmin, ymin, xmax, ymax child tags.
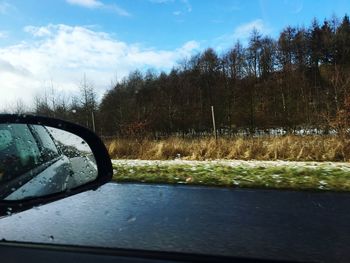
<box><xmin>0</xmin><ymin>124</ymin><xmax>98</xmax><ymax>201</ymax></box>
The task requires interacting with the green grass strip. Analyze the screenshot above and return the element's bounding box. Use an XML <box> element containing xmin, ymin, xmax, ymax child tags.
<box><xmin>112</xmin><ymin>163</ymin><xmax>350</xmax><ymax>191</ymax></box>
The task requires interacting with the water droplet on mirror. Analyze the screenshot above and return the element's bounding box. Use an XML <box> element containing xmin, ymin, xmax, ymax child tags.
<box><xmin>127</xmin><ymin>216</ymin><xmax>136</xmax><ymax>223</ymax></box>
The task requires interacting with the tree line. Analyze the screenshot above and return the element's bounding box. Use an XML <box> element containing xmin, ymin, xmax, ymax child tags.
<box><xmin>32</xmin><ymin>76</ymin><xmax>99</xmax><ymax>132</ymax></box>
<box><xmin>34</xmin><ymin>14</ymin><xmax>350</xmax><ymax>138</ymax></box>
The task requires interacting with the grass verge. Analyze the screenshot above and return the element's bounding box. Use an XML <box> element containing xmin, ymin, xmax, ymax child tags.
<box><xmin>107</xmin><ymin>136</ymin><xmax>350</xmax><ymax>162</ymax></box>
<box><xmin>112</xmin><ymin>160</ymin><xmax>350</xmax><ymax>191</ymax></box>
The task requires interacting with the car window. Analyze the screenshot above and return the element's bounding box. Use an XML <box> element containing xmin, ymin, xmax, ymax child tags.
<box><xmin>29</xmin><ymin>125</ymin><xmax>60</xmax><ymax>162</ymax></box>
<box><xmin>1</xmin><ymin>0</ymin><xmax>350</xmax><ymax>262</ymax></box>
<box><xmin>0</xmin><ymin>124</ymin><xmax>41</xmax><ymax>182</ymax></box>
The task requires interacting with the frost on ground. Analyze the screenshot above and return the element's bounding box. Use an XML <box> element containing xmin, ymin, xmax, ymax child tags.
<box><xmin>111</xmin><ymin>159</ymin><xmax>350</xmax><ymax>191</ymax></box>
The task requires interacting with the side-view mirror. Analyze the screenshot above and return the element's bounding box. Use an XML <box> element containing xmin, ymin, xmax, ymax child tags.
<box><xmin>0</xmin><ymin>114</ymin><xmax>112</xmax><ymax>216</ymax></box>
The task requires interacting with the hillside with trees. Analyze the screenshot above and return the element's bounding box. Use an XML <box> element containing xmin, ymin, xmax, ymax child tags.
<box><xmin>34</xmin><ymin>14</ymin><xmax>350</xmax><ymax>138</ymax></box>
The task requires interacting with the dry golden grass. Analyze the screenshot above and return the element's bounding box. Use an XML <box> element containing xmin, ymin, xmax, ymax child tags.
<box><xmin>106</xmin><ymin>135</ymin><xmax>350</xmax><ymax>162</ymax></box>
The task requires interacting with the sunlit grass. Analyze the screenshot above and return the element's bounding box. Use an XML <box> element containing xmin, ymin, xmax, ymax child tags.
<box><xmin>112</xmin><ymin>161</ymin><xmax>350</xmax><ymax>191</ymax></box>
<box><xmin>106</xmin><ymin>136</ymin><xmax>350</xmax><ymax>162</ymax></box>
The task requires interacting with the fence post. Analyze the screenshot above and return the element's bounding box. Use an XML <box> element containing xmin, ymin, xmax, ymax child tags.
<box><xmin>211</xmin><ymin>106</ymin><xmax>217</xmax><ymax>141</ymax></box>
<box><xmin>92</xmin><ymin>111</ymin><xmax>96</xmax><ymax>133</ymax></box>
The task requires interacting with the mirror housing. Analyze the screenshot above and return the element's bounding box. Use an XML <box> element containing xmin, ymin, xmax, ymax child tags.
<box><xmin>0</xmin><ymin>114</ymin><xmax>112</xmax><ymax>216</ymax></box>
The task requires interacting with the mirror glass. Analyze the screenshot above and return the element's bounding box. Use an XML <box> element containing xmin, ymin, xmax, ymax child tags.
<box><xmin>0</xmin><ymin>124</ymin><xmax>98</xmax><ymax>201</ymax></box>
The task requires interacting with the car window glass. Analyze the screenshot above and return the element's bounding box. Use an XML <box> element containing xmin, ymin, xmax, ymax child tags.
<box><xmin>30</xmin><ymin>125</ymin><xmax>59</xmax><ymax>161</ymax></box>
<box><xmin>0</xmin><ymin>124</ymin><xmax>41</xmax><ymax>182</ymax></box>
<box><xmin>1</xmin><ymin>1</ymin><xmax>350</xmax><ymax>262</ymax></box>
<box><xmin>0</xmin><ymin>124</ymin><xmax>99</xmax><ymax>202</ymax></box>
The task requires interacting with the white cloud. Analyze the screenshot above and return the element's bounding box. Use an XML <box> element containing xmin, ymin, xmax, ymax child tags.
<box><xmin>66</xmin><ymin>0</ymin><xmax>102</xmax><ymax>8</ymax></box>
<box><xmin>108</xmin><ymin>5</ymin><xmax>130</xmax><ymax>17</ymax></box>
<box><xmin>66</xmin><ymin>0</ymin><xmax>130</xmax><ymax>16</ymax></box>
<box><xmin>24</xmin><ymin>26</ymin><xmax>51</xmax><ymax>37</ymax></box>
<box><xmin>181</xmin><ymin>40</ymin><xmax>200</xmax><ymax>51</ymax></box>
<box><xmin>213</xmin><ymin>19</ymin><xmax>272</xmax><ymax>51</ymax></box>
<box><xmin>0</xmin><ymin>58</ymin><xmax>31</xmax><ymax>76</ymax></box>
<box><xmin>0</xmin><ymin>24</ymin><xmax>200</xmax><ymax>107</ymax></box>
<box><xmin>173</xmin><ymin>10</ymin><xmax>181</xmax><ymax>16</ymax></box>
<box><xmin>233</xmin><ymin>19</ymin><xmax>270</xmax><ymax>39</ymax></box>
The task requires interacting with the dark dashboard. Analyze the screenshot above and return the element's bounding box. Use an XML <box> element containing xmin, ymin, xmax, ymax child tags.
<box><xmin>0</xmin><ymin>241</ymin><xmax>302</xmax><ymax>263</ymax></box>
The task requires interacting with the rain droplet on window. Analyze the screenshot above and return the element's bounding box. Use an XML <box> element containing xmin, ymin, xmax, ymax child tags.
<box><xmin>127</xmin><ymin>216</ymin><xmax>136</xmax><ymax>223</ymax></box>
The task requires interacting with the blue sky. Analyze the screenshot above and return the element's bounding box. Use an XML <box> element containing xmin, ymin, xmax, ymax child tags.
<box><xmin>0</xmin><ymin>0</ymin><xmax>349</xmax><ymax>108</ymax></box>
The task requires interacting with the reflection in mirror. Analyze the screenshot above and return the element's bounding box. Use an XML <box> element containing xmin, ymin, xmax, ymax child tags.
<box><xmin>0</xmin><ymin>124</ymin><xmax>98</xmax><ymax>201</ymax></box>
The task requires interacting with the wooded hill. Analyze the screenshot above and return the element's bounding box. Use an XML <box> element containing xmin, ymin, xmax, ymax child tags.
<box><xmin>35</xmin><ymin>15</ymin><xmax>350</xmax><ymax>138</ymax></box>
